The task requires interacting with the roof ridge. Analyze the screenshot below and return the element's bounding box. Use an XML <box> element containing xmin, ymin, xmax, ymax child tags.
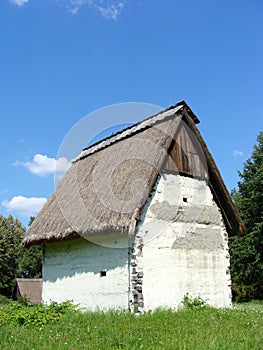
<box><xmin>73</xmin><ymin>102</ymin><xmax>186</xmax><ymax>163</ymax></box>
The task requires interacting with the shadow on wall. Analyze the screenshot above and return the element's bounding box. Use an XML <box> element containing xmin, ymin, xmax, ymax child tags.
<box><xmin>43</xmin><ymin>235</ymin><xmax>130</xmax><ymax>283</ymax></box>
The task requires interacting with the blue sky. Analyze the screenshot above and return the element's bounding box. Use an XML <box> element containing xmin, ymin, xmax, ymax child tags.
<box><xmin>0</xmin><ymin>0</ymin><xmax>262</xmax><ymax>227</ymax></box>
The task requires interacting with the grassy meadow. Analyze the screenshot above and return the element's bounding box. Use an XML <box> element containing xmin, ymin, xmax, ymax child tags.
<box><xmin>0</xmin><ymin>297</ymin><xmax>262</xmax><ymax>350</ymax></box>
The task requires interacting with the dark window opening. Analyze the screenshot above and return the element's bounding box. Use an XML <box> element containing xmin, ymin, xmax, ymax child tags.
<box><xmin>183</xmin><ymin>197</ymin><xmax>188</xmax><ymax>202</ymax></box>
<box><xmin>100</xmin><ymin>270</ymin><xmax>107</xmax><ymax>277</ymax></box>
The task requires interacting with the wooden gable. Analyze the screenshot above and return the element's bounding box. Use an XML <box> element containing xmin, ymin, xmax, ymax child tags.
<box><xmin>161</xmin><ymin>119</ymin><xmax>208</xmax><ymax>180</ymax></box>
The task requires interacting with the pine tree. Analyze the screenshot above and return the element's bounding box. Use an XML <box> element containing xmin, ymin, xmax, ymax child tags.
<box><xmin>230</xmin><ymin>132</ymin><xmax>263</xmax><ymax>300</ymax></box>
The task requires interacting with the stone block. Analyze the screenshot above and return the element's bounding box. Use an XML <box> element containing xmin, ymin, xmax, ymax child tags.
<box><xmin>136</xmin><ymin>286</ymin><xmax>142</xmax><ymax>292</ymax></box>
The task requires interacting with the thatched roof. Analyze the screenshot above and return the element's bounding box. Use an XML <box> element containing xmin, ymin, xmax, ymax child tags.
<box><xmin>13</xmin><ymin>279</ymin><xmax>42</xmax><ymax>305</ymax></box>
<box><xmin>22</xmin><ymin>101</ymin><xmax>244</xmax><ymax>247</ymax></box>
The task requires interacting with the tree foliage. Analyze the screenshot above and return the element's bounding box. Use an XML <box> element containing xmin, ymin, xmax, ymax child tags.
<box><xmin>0</xmin><ymin>216</ymin><xmax>25</xmax><ymax>297</ymax></box>
<box><xmin>0</xmin><ymin>215</ymin><xmax>42</xmax><ymax>298</ymax></box>
<box><xmin>17</xmin><ymin>216</ymin><xmax>42</xmax><ymax>280</ymax></box>
<box><xmin>230</xmin><ymin>132</ymin><xmax>263</xmax><ymax>301</ymax></box>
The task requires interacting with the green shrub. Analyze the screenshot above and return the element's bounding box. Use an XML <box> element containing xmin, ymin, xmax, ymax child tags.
<box><xmin>0</xmin><ymin>300</ymin><xmax>78</xmax><ymax>326</ymax></box>
<box><xmin>0</xmin><ymin>294</ymin><xmax>12</xmax><ymax>305</ymax></box>
<box><xmin>181</xmin><ymin>293</ymin><xmax>207</xmax><ymax>309</ymax></box>
<box><xmin>231</xmin><ymin>282</ymin><xmax>256</xmax><ymax>302</ymax></box>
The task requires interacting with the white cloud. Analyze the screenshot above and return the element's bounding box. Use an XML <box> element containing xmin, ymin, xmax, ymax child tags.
<box><xmin>97</xmin><ymin>2</ymin><xmax>124</xmax><ymax>20</ymax></box>
<box><xmin>69</xmin><ymin>6</ymin><xmax>79</xmax><ymax>14</ymax></box>
<box><xmin>10</xmin><ymin>0</ymin><xmax>29</xmax><ymax>6</ymax></box>
<box><xmin>14</xmin><ymin>154</ymin><xmax>71</xmax><ymax>177</ymax></box>
<box><xmin>233</xmin><ymin>150</ymin><xmax>244</xmax><ymax>157</ymax></box>
<box><xmin>2</xmin><ymin>196</ymin><xmax>47</xmax><ymax>217</ymax></box>
<box><xmin>10</xmin><ymin>0</ymin><xmax>125</xmax><ymax>19</ymax></box>
<box><xmin>64</xmin><ymin>0</ymin><xmax>125</xmax><ymax>19</ymax></box>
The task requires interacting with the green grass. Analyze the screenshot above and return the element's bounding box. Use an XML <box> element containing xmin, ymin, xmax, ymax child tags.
<box><xmin>0</xmin><ymin>300</ymin><xmax>262</xmax><ymax>350</ymax></box>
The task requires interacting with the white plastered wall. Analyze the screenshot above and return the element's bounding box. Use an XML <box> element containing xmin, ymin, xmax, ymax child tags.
<box><xmin>42</xmin><ymin>235</ymin><xmax>129</xmax><ymax>310</ymax></box>
<box><xmin>137</xmin><ymin>173</ymin><xmax>232</xmax><ymax>310</ymax></box>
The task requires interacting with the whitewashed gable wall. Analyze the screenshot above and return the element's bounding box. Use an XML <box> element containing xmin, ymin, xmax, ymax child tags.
<box><xmin>132</xmin><ymin>173</ymin><xmax>232</xmax><ymax>311</ymax></box>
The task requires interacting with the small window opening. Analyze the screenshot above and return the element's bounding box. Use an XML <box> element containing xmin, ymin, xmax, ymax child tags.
<box><xmin>183</xmin><ymin>197</ymin><xmax>188</xmax><ymax>203</ymax></box>
<box><xmin>100</xmin><ymin>270</ymin><xmax>107</xmax><ymax>277</ymax></box>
